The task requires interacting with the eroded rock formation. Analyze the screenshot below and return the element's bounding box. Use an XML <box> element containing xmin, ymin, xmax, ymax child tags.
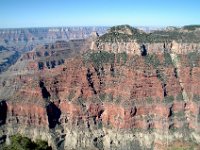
<box><xmin>1</xmin><ymin>25</ymin><xmax>200</xmax><ymax>149</ymax></box>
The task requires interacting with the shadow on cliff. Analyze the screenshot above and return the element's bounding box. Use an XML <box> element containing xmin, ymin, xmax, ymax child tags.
<box><xmin>141</xmin><ymin>44</ymin><xmax>147</xmax><ymax>56</ymax></box>
<box><xmin>46</xmin><ymin>102</ymin><xmax>61</xmax><ymax>129</ymax></box>
<box><xmin>87</xmin><ymin>68</ymin><xmax>97</xmax><ymax>94</ymax></box>
<box><xmin>0</xmin><ymin>100</ymin><xmax>7</xmax><ymax>126</ymax></box>
<box><xmin>39</xmin><ymin>80</ymin><xmax>61</xmax><ymax>128</ymax></box>
<box><xmin>39</xmin><ymin>80</ymin><xmax>51</xmax><ymax>99</ymax></box>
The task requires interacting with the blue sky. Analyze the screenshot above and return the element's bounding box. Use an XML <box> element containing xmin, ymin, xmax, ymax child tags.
<box><xmin>0</xmin><ymin>0</ymin><xmax>200</xmax><ymax>28</ymax></box>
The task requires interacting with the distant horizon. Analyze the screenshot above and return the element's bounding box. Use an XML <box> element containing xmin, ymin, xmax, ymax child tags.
<box><xmin>1</xmin><ymin>0</ymin><xmax>200</xmax><ymax>28</ymax></box>
<box><xmin>0</xmin><ymin>23</ymin><xmax>198</xmax><ymax>30</ymax></box>
<box><xmin>0</xmin><ymin>24</ymin><xmax>179</xmax><ymax>29</ymax></box>
<box><xmin>1</xmin><ymin>24</ymin><xmax>200</xmax><ymax>30</ymax></box>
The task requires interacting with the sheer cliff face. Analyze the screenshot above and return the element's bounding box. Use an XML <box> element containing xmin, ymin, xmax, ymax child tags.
<box><xmin>96</xmin><ymin>40</ymin><xmax>200</xmax><ymax>56</ymax></box>
<box><xmin>1</xmin><ymin>25</ymin><xmax>200</xmax><ymax>150</ymax></box>
<box><xmin>95</xmin><ymin>25</ymin><xmax>200</xmax><ymax>55</ymax></box>
<box><xmin>1</xmin><ymin>51</ymin><xmax>200</xmax><ymax>149</ymax></box>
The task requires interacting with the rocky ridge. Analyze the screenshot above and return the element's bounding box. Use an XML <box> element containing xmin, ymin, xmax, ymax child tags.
<box><xmin>95</xmin><ymin>25</ymin><xmax>200</xmax><ymax>55</ymax></box>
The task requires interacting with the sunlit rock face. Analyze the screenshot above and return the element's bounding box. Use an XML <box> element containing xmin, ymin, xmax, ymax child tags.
<box><xmin>1</xmin><ymin>25</ymin><xmax>200</xmax><ymax>150</ymax></box>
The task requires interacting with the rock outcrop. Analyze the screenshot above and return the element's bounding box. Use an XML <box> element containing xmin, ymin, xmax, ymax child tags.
<box><xmin>1</xmin><ymin>25</ymin><xmax>200</xmax><ymax>149</ymax></box>
<box><xmin>95</xmin><ymin>25</ymin><xmax>200</xmax><ymax>55</ymax></box>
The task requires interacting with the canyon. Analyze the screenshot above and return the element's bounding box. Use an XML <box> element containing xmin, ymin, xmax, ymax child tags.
<box><xmin>0</xmin><ymin>25</ymin><xmax>200</xmax><ymax>150</ymax></box>
<box><xmin>0</xmin><ymin>27</ymin><xmax>108</xmax><ymax>74</ymax></box>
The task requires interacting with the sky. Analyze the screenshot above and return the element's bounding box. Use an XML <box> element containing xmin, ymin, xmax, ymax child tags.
<box><xmin>0</xmin><ymin>0</ymin><xmax>200</xmax><ymax>28</ymax></box>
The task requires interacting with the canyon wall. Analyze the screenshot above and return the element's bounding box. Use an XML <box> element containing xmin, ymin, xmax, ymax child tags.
<box><xmin>95</xmin><ymin>25</ymin><xmax>200</xmax><ymax>55</ymax></box>
<box><xmin>1</xmin><ymin>25</ymin><xmax>200</xmax><ymax>149</ymax></box>
<box><xmin>0</xmin><ymin>27</ymin><xmax>108</xmax><ymax>49</ymax></box>
<box><xmin>1</xmin><ymin>51</ymin><xmax>200</xmax><ymax>149</ymax></box>
<box><xmin>96</xmin><ymin>40</ymin><xmax>200</xmax><ymax>55</ymax></box>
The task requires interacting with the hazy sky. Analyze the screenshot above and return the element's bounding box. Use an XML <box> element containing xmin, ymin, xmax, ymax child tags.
<box><xmin>0</xmin><ymin>0</ymin><xmax>200</xmax><ymax>28</ymax></box>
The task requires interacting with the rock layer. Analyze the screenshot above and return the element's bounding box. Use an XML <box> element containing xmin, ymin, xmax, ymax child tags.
<box><xmin>1</xmin><ymin>25</ymin><xmax>200</xmax><ymax>149</ymax></box>
<box><xmin>1</xmin><ymin>51</ymin><xmax>200</xmax><ymax>149</ymax></box>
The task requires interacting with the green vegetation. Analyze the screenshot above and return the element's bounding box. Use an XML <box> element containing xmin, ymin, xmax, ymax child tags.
<box><xmin>146</xmin><ymin>97</ymin><xmax>153</xmax><ymax>104</ymax></box>
<box><xmin>2</xmin><ymin>134</ymin><xmax>51</xmax><ymax>150</ymax></box>
<box><xmin>116</xmin><ymin>52</ymin><xmax>127</xmax><ymax>64</ymax></box>
<box><xmin>167</xmin><ymin>138</ymin><xmax>199</xmax><ymax>150</ymax></box>
<box><xmin>99</xmin><ymin>25</ymin><xmax>200</xmax><ymax>43</ymax></box>
<box><xmin>176</xmin><ymin>93</ymin><xmax>184</xmax><ymax>101</ymax></box>
<box><xmin>97</xmin><ymin>121</ymin><xmax>103</xmax><ymax>129</ymax></box>
<box><xmin>164</xmin><ymin>53</ymin><xmax>173</xmax><ymax>66</ymax></box>
<box><xmin>84</xmin><ymin>51</ymin><xmax>128</xmax><ymax>67</ymax></box>
<box><xmin>93</xmin><ymin>137</ymin><xmax>103</xmax><ymax>150</ymax></box>
<box><xmin>147</xmin><ymin>30</ymin><xmax>181</xmax><ymax>43</ymax></box>
<box><xmin>107</xmin><ymin>93</ymin><xmax>113</xmax><ymax>102</ymax></box>
<box><xmin>99</xmin><ymin>93</ymin><xmax>106</xmax><ymax>102</ymax></box>
<box><xmin>143</xmin><ymin>53</ymin><xmax>171</xmax><ymax>84</ymax></box>
<box><xmin>156</xmin><ymin>70</ymin><xmax>167</xmax><ymax>84</ymax></box>
<box><xmin>144</xmin><ymin>54</ymin><xmax>160</xmax><ymax>68</ymax></box>
<box><xmin>169</xmin><ymin>126</ymin><xmax>178</xmax><ymax>133</ymax></box>
<box><xmin>114</xmin><ymin>96</ymin><xmax>122</xmax><ymax>103</ymax></box>
<box><xmin>121</xmin><ymin>52</ymin><xmax>127</xmax><ymax>64</ymax></box>
<box><xmin>84</xmin><ymin>51</ymin><xmax>114</xmax><ymax>67</ymax></box>
<box><xmin>68</xmin><ymin>90</ymin><xmax>76</xmax><ymax>101</ymax></box>
<box><xmin>99</xmin><ymin>93</ymin><xmax>121</xmax><ymax>104</ymax></box>
<box><xmin>167</xmin><ymin>143</ymin><xmax>198</xmax><ymax>150</ymax></box>
<box><xmin>183</xmin><ymin>25</ymin><xmax>200</xmax><ymax>31</ymax></box>
<box><xmin>109</xmin><ymin>24</ymin><xmax>135</xmax><ymax>33</ymax></box>
<box><xmin>164</xmin><ymin>95</ymin><xmax>174</xmax><ymax>103</ymax></box>
<box><xmin>77</xmin><ymin>97</ymin><xmax>86</xmax><ymax>106</ymax></box>
<box><xmin>193</xmin><ymin>94</ymin><xmax>200</xmax><ymax>102</ymax></box>
<box><xmin>174</xmin><ymin>111</ymin><xmax>185</xmax><ymax>117</ymax></box>
<box><xmin>187</xmin><ymin>52</ymin><xmax>200</xmax><ymax>67</ymax></box>
<box><xmin>99</xmin><ymin>32</ymin><xmax>132</xmax><ymax>42</ymax></box>
<box><xmin>198</xmin><ymin>114</ymin><xmax>200</xmax><ymax>123</ymax></box>
<box><xmin>99</xmin><ymin>26</ymin><xmax>148</xmax><ymax>43</ymax></box>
